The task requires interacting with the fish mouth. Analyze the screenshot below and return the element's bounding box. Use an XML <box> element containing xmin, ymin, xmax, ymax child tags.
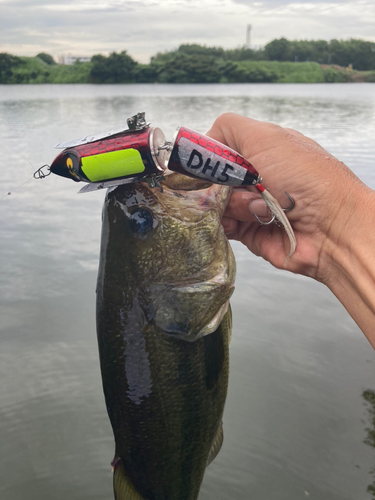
<box><xmin>147</xmin><ymin>172</ymin><xmax>233</xmax><ymax>218</ymax></box>
<box><xmin>160</xmin><ymin>171</ymin><xmax>213</xmax><ymax>191</ymax></box>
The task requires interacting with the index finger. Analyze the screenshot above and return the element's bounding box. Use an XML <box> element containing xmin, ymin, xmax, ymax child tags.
<box><xmin>206</xmin><ymin>113</ymin><xmax>283</xmax><ymax>162</ymax></box>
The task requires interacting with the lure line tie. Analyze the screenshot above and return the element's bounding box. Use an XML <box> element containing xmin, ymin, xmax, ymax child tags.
<box><xmin>33</xmin><ymin>165</ymin><xmax>51</xmax><ymax>179</ymax></box>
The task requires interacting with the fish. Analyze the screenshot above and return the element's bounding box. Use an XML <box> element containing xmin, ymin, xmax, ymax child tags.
<box><xmin>96</xmin><ymin>172</ymin><xmax>236</xmax><ymax>500</ymax></box>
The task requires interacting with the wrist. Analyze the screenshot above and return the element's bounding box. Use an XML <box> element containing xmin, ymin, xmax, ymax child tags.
<box><xmin>319</xmin><ymin>183</ymin><xmax>375</xmax><ymax>281</ymax></box>
<box><xmin>318</xmin><ymin>186</ymin><xmax>375</xmax><ymax>347</ymax></box>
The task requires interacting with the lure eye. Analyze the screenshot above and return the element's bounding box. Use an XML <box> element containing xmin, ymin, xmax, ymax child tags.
<box><xmin>129</xmin><ymin>208</ymin><xmax>153</xmax><ymax>236</ymax></box>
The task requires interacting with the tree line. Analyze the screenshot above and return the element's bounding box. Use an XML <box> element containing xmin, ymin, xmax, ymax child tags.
<box><xmin>1</xmin><ymin>38</ymin><xmax>375</xmax><ymax>85</ymax></box>
<box><xmin>156</xmin><ymin>38</ymin><xmax>375</xmax><ymax>69</ymax></box>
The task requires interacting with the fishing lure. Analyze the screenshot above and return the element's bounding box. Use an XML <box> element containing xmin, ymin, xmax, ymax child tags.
<box><xmin>35</xmin><ymin>112</ymin><xmax>296</xmax><ymax>258</ymax></box>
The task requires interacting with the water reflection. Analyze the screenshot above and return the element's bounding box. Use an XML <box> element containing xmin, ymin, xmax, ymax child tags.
<box><xmin>363</xmin><ymin>389</ymin><xmax>375</xmax><ymax>498</ymax></box>
<box><xmin>0</xmin><ymin>84</ymin><xmax>374</xmax><ymax>500</ymax></box>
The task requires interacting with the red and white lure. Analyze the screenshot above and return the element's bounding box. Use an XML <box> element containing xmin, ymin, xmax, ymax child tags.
<box><xmin>35</xmin><ymin>112</ymin><xmax>296</xmax><ymax>258</ymax></box>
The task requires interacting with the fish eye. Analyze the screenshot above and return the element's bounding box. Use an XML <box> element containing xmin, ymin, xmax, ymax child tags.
<box><xmin>129</xmin><ymin>208</ymin><xmax>153</xmax><ymax>236</ymax></box>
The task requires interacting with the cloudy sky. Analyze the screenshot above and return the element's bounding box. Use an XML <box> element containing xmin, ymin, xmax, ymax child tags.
<box><xmin>1</xmin><ymin>0</ymin><xmax>374</xmax><ymax>63</ymax></box>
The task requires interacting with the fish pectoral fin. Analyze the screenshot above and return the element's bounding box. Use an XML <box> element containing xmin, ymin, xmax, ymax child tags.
<box><xmin>113</xmin><ymin>459</ymin><xmax>145</xmax><ymax>500</ymax></box>
<box><xmin>206</xmin><ymin>422</ymin><xmax>224</xmax><ymax>468</ymax></box>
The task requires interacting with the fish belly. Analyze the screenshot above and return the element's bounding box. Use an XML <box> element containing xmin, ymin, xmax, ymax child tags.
<box><xmin>96</xmin><ymin>298</ymin><xmax>230</xmax><ymax>500</ymax></box>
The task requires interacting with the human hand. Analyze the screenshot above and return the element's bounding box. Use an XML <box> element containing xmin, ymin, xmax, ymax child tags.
<box><xmin>206</xmin><ymin>113</ymin><xmax>371</xmax><ymax>283</ymax></box>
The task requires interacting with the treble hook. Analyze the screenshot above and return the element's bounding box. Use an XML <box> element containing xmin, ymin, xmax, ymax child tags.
<box><xmin>254</xmin><ymin>213</ymin><xmax>276</xmax><ymax>225</ymax></box>
<box><xmin>254</xmin><ymin>191</ymin><xmax>295</xmax><ymax>225</ymax></box>
<box><xmin>282</xmin><ymin>192</ymin><xmax>295</xmax><ymax>212</ymax></box>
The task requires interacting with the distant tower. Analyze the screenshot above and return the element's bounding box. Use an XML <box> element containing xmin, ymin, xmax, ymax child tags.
<box><xmin>246</xmin><ymin>24</ymin><xmax>252</xmax><ymax>48</ymax></box>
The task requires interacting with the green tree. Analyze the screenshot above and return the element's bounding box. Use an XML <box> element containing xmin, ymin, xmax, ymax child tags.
<box><xmin>0</xmin><ymin>53</ymin><xmax>22</xmax><ymax>83</ymax></box>
<box><xmin>263</xmin><ymin>37</ymin><xmax>375</xmax><ymax>70</ymax></box>
<box><xmin>329</xmin><ymin>39</ymin><xmax>375</xmax><ymax>70</ymax></box>
<box><xmin>264</xmin><ymin>38</ymin><xmax>292</xmax><ymax>61</ymax></box>
<box><xmin>224</xmin><ymin>46</ymin><xmax>265</xmax><ymax>62</ymax></box>
<box><xmin>90</xmin><ymin>51</ymin><xmax>137</xmax><ymax>83</ymax></box>
<box><xmin>135</xmin><ymin>63</ymin><xmax>159</xmax><ymax>83</ymax></box>
<box><xmin>178</xmin><ymin>43</ymin><xmax>225</xmax><ymax>58</ymax></box>
<box><xmin>289</xmin><ymin>40</ymin><xmax>315</xmax><ymax>62</ymax></box>
<box><xmin>152</xmin><ymin>44</ymin><xmax>225</xmax><ymax>64</ymax></box>
<box><xmin>36</xmin><ymin>52</ymin><xmax>56</xmax><ymax>65</ymax></box>
<box><xmin>155</xmin><ymin>53</ymin><xmax>224</xmax><ymax>83</ymax></box>
<box><xmin>311</xmin><ymin>40</ymin><xmax>330</xmax><ymax>62</ymax></box>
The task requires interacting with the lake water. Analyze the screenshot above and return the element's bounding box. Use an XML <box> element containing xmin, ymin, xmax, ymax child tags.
<box><xmin>1</xmin><ymin>83</ymin><xmax>375</xmax><ymax>500</ymax></box>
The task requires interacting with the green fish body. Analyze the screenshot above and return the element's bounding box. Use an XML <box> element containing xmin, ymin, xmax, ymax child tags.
<box><xmin>96</xmin><ymin>174</ymin><xmax>236</xmax><ymax>500</ymax></box>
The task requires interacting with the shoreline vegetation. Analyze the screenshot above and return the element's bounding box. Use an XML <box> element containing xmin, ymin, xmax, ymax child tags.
<box><xmin>1</xmin><ymin>38</ymin><xmax>375</xmax><ymax>85</ymax></box>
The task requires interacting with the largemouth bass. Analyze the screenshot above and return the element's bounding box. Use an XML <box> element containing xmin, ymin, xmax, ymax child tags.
<box><xmin>96</xmin><ymin>173</ymin><xmax>236</xmax><ymax>500</ymax></box>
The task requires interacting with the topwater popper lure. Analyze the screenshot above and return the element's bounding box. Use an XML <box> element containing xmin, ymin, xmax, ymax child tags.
<box><xmin>35</xmin><ymin>112</ymin><xmax>296</xmax><ymax>258</ymax></box>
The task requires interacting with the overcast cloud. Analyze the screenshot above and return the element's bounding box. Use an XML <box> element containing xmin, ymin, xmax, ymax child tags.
<box><xmin>0</xmin><ymin>0</ymin><xmax>374</xmax><ymax>62</ymax></box>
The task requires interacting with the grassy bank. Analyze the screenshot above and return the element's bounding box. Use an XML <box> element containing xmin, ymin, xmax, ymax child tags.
<box><xmin>320</xmin><ymin>64</ymin><xmax>375</xmax><ymax>83</ymax></box>
<box><xmin>227</xmin><ymin>61</ymin><xmax>375</xmax><ymax>83</ymax></box>
<box><xmin>228</xmin><ymin>61</ymin><xmax>326</xmax><ymax>83</ymax></box>
<box><xmin>1</xmin><ymin>53</ymin><xmax>374</xmax><ymax>84</ymax></box>
<box><xmin>3</xmin><ymin>56</ymin><xmax>92</xmax><ymax>84</ymax></box>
